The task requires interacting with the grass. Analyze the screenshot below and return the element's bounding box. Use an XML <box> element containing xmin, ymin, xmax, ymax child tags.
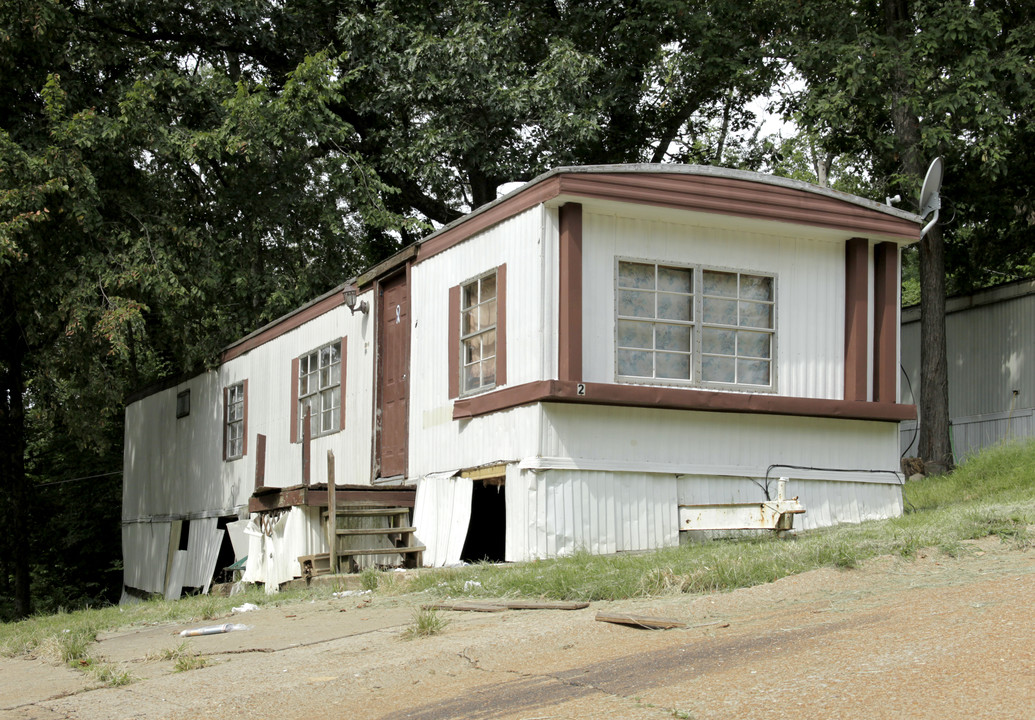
<box><xmin>3</xmin><ymin>440</ymin><xmax>1035</xmax><ymax>664</ymax></box>
<box><xmin>401</xmin><ymin>607</ymin><xmax>447</xmax><ymax>640</ymax></box>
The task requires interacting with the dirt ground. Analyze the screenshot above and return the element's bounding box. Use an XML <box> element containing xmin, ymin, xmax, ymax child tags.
<box><xmin>3</xmin><ymin>536</ymin><xmax>1034</xmax><ymax>720</ymax></box>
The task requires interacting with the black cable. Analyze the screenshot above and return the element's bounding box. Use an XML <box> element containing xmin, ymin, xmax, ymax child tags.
<box><xmin>900</xmin><ymin>363</ymin><xmax>919</xmax><ymax>459</ymax></box>
<box><xmin>761</xmin><ymin>463</ymin><xmax>904</xmax><ymax>501</ymax></box>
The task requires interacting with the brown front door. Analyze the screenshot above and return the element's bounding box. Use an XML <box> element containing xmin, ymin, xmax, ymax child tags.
<box><xmin>376</xmin><ymin>272</ymin><xmax>410</xmax><ymax>479</ymax></box>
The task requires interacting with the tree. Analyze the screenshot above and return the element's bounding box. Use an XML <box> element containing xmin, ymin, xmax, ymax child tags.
<box><xmin>783</xmin><ymin>0</ymin><xmax>1035</xmax><ymax>473</ymax></box>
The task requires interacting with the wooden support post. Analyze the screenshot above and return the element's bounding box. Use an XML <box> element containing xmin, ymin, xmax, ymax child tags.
<box><xmin>327</xmin><ymin>450</ymin><xmax>337</xmax><ymax>574</ymax></box>
<box><xmin>254</xmin><ymin>434</ymin><xmax>267</xmax><ymax>491</ymax></box>
<box><xmin>302</xmin><ymin>406</ymin><xmax>312</xmax><ymax>486</ymax></box>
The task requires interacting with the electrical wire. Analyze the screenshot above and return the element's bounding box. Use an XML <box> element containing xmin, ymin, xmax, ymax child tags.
<box><xmin>34</xmin><ymin>470</ymin><xmax>122</xmax><ymax>488</ymax></box>
<box><xmin>901</xmin><ymin>363</ymin><xmax>919</xmax><ymax>459</ymax></box>
<box><xmin>761</xmin><ymin>463</ymin><xmax>904</xmax><ymax>501</ymax></box>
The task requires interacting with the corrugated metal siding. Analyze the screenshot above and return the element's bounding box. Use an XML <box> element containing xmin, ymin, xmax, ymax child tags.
<box><xmin>539</xmin><ymin>404</ymin><xmax>901</xmax><ymax>477</ymax></box>
<box><xmin>505</xmin><ymin>468</ymin><xmax>679</xmax><ymax>560</ymax></box>
<box><xmin>580</xmin><ymin>209</ymin><xmax>845</xmax><ymax>400</ymax></box>
<box><xmin>123</xmin><ymin>299</ymin><xmax>375</xmax><ymax>525</ymax></box>
<box><xmin>901</xmin><ymin>289</ymin><xmax>1035</xmax><ymax>458</ymax></box>
<box><xmin>408</xmin><ymin>206</ymin><xmax>546</xmax><ymax>477</ymax></box>
<box><xmin>121</xmin><ymin>522</ymin><xmax>171</xmax><ymax>594</ymax></box>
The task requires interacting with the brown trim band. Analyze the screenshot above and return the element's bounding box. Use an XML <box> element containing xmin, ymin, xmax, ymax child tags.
<box><xmin>873</xmin><ymin>242</ymin><xmax>898</xmax><ymax>403</ymax></box>
<box><xmin>290</xmin><ymin>357</ymin><xmax>300</xmax><ymax>444</ymax></box>
<box><xmin>242</xmin><ymin>378</ymin><xmax>249</xmax><ymax>457</ymax></box>
<box><xmin>339</xmin><ymin>337</ymin><xmax>348</xmax><ymax>431</ymax></box>
<box><xmin>452</xmin><ymin>380</ymin><xmax>916</xmax><ymax>423</ymax></box>
<box><xmin>223</xmin><ymin>290</ymin><xmax>346</xmax><ymax>363</ymax></box>
<box><xmin>496</xmin><ymin>263</ymin><xmax>507</xmax><ymax>387</ymax></box>
<box><xmin>558</xmin><ymin>203</ymin><xmax>583</xmax><ymax>382</ymax></box>
<box><xmin>448</xmin><ymin>284</ymin><xmax>461</xmax><ymax>399</ymax></box>
<box><xmin>844</xmin><ymin>237</ymin><xmax>869</xmax><ymax>402</ymax></box>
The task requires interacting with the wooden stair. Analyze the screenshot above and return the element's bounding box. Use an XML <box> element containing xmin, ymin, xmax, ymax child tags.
<box><xmin>299</xmin><ymin>505</ymin><xmax>425</xmax><ymax>578</ymax></box>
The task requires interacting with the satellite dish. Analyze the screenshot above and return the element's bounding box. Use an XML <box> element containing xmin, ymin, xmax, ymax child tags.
<box><xmin>919</xmin><ymin>157</ymin><xmax>943</xmax><ymax>236</ymax></box>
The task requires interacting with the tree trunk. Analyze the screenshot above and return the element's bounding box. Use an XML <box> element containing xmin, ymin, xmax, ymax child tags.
<box><xmin>0</xmin><ymin>290</ymin><xmax>31</xmax><ymax>617</ymax></box>
<box><xmin>918</xmin><ymin>223</ymin><xmax>954</xmax><ymax>472</ymax></box>
<box><xmin>884</xmin><ymin>0</ymin><xmax>953</xmax><ymax>473</ymax></box>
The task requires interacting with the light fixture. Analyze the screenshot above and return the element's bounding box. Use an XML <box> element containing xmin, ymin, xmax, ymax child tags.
<box><xmin>343</xmin><ymin>287</ymin><xmax>368</xmax><ymax>315</ymax></box>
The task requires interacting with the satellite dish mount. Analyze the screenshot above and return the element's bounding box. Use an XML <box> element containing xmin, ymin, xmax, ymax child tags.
<box><xmin>919</xmin><ymin>157</ymin><xmax>944</xmax><ymax>237</ymax></box>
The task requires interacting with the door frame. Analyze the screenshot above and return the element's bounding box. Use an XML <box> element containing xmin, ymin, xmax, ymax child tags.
<box><xmin>372</xmin><ymin>265</ymin><xmax>412</xmax><ymax>481</ymax></box>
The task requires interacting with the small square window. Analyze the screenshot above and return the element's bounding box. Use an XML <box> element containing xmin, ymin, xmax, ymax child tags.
<box><xmin>176</xmin><ymin>390</ymin><xmax>190</xmax><ymax>418</ymax></box>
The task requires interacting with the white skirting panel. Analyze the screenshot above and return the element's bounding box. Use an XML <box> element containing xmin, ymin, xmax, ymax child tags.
<box><xmin>242</xmin><ymin>506</ymin><xmax>323</xmax><ymax>590</ymax></box>
<box><xmin>507</xmin><ymin>468</ymin><xmax>680</xmax><ymax>561</ymax></box>
<box><xmin>413</xmin><ymin>473</ymin><xmax>473</xmax><ymax>567</ymax></box>
<box><xmin>122</xmin><ymin>521</ymin><xmax>172</xmax><ymax>595</ymax></box>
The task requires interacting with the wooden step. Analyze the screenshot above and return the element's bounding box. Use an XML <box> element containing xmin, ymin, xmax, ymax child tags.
<box><xmin>323</xmin><ymin>507</ymin><xmax>410</xmax><ymax>519</ymax></box>
<box><xmin>342</xmin><ymin>545</ymin><xmax>426</xmax><ymax>557</ymax></box>
<box><xmin>336</xmin><ymin>526</ymin><xmax>417</xmax><ymax>536</ymax></box>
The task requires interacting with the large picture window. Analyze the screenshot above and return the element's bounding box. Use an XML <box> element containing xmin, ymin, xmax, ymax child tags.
<box><xmin>616</xmin><ymin>260</ymin><xmax>774</xmax><ymax>389</ymax></box>
<box><xmin>298</xmin><ymin>341</ymin><xmax>341</xmax><ymax>438</ymax></box>
<box><xmin>460</xmin><ymin>270</ymin><xmax>497</xmax><ymax>395</ymax></box>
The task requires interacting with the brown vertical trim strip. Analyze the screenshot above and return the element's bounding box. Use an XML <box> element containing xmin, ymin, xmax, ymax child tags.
<box><xmin>254</xmin><ymin>434</ymin><xmax>266</xmax><ymax>490</ymax></box>
<box><xmin>290</xmin><ymin>357</ymin><xmax>299</xmax><ymax>443</ymax></box>
<box><xmin>873</xmin><ymin>242</ymin><xmax>898</xmax><ymax>403</ymax></box>
<box><xmin>222</xmin><ymin>386</ymin><xmax>229</xmax><ymax>462</ymax></box>
<box><xmin>242</xmin><ymin>379</ymin><xmax>249</xmax><ymax>457</ymax></box>
<box><xmin>302</xmin><ymin>406</ymin><xmax>312</xmax><ymax>486</ymax></box>
<box><xmin>448</xmin><ymin>284</ymin><xmax>461</xmax><ymax>399</ymax></box>
<box><xmin>558</xmin><ymin>202</ymin><xmax>583</xmax><ymax>382</ymax></box>
<box><xmin>340</xmin><ymin>336</ymin><xmax>348</xmax><ymax>431</ymax></box>
<box><xmin>496</xmin><ymin>263</ymin><xmax>507</xmax><ymax>387</ymax></box>
<box><xmin>844</xmin><ymin>237</ymin><xmax>869</xmax><ymax>402</ymax></box>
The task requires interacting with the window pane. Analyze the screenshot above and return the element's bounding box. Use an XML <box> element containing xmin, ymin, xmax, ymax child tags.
<box><xmin>618</xmin><ymin>261</ymin><xmax>655</xmax><ymax>289</ymax></box>
<box><xmin>656</xmin><ymin>323</ymin><xmax>691</xmax><ymax>352</ymax></box>
<box><xmin>703</xmin><ymin>327</ymin><xmax>735</xmax><ymax>355</ymax></box>
<box><xmin>462</xmin><ymin>308</ymin><xmax>479</xmax><ymax>334</ymax></box>
<box><xmin>481</xmin><ymin>329</ymin><xmax>496</xmax><ymax>359</ymax></box>
<box><xmin>617</xmin><ymin>349</ymin><xmax>653</xmax><ymax>377</ymax></box>
<box><xmin>703</xmin><ymin>271</ymin><xmax>737</xmax><ymax>297</ymax></box>
<box><xmin>738</xmin><ymin>358</ymin><xmax>771</xmax><ymax>385</ymax></box>
<box><xmin>462</xmin><ymin>281</ymin><xmax>479</xmax><ymax>309</ymax></box>
<box><xmin>739</xmin><ymin>301</ymin><xmax>772</xmax><ymax>329</ymax></box>
<box><xmin>464</xmin><ymin>337</ymin><xmax>481</xmax><ymax>363</ymax></box>
<box><xmin>329</xmin><ymin>343</ymin><xmax>341</xmax><ymax>364</ymax></box>
<box><xmin>481</xmin><ymin>358</ymin><xmax>496</xmax><ymax>387</ymax></box>
<box><xmin>320</xmin><ymin>366</ymin><xmax>330</xmax><ymax>389</ymax></box>
<box><xmin>618</xmin><ymin>320</ymin><xmax>653</xmax><ymax>349</ymax></box>
<box><xmin>703</xmin><ymin>297</ymin><xmax>738</xmax><ymax>325</ymax></box>
<box><xmin>299</xmin><ymin>374</ymin><xmax>309</xmax><ymax>397</ymax></box>
<box><xmin>741</xmin><ymin>274</ymin><xmax>772</xmax><ymax>301</ymax></box>
<box><xmin>480</xmin><ymin>299</ymin><xmax>496</xmax><ymax>329</ymax></box>
<box><xmin>738</xmin><ymin>330</ymin><xmax>771</xmax><ymax>359</ymax></box>
<box><xmin>618</xmin><ymin>290</ymin><xmax>654</xmax><ymax>318</ymax></box>
<box><xmin>481</xmin><ymin>273</ymin><xmax>496</xmax><ymax>301</ymax></box>
<box><xmin>702</xmin><ymin>355</ymin><xmax>736</xmax><ymax>383</ymax></box>
<box><xmin>330</xmin><ymin>361</ymin><xmax>341</xmax><ymax>386</ymax></box>
<box><xmin>658</xmin><ymin>266</ymin><xmax>691</xmax><ymax>293</ymax></box>
<box><xmin>657</xmin><ymin>292</ymin><xmax>691</xmax><ymax>321</ymax></box>
<box><xmin>657</xmin><ymin>352</ymin><xmax>691</xmax><ymax>379</ymax></box>
<box><xmin>320</xmin><ymin>346</ymin><xmax>331</xmax><ymax>367</ymax></box>
<box><xmin>464</xmin><ymin>364</ymin><xmax>481</xmax><ymax>390</ymax></box>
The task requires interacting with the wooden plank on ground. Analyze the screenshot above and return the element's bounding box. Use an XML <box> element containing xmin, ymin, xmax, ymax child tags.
<box><xmin>425</xmin><ymin>603</ymin><xmax>507</xmax><ymax>612</ymax></box>
<box><xmin>594</xmin><ymin>612</ymin><xmax>686</xmax><ymax>629</ymax></box>
<box><xmin>500</xmin><ymin>601</ymin><xmax>589</xmax><ymax>610</ymax></box>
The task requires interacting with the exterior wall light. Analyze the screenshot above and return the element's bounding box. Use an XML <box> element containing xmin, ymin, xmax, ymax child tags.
<box><xmin>343</xmin><ymin>287</ymin><xmax>368</xmax><ymax>315</ymax></box>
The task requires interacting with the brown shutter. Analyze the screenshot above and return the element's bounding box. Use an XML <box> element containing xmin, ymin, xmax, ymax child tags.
<box><xmin>873</xmin><ymin>242</ymin><xmax>898</xmax><ymax>403</ymax></box>
<box><xmin>559</xmin><ymin>202</ymin><xmax>583</xmax><ymax>381</ymax></box>
<box><xmin>448</xmin><ymin>284</ymin><xmax>461</xmax><ymax>399</ymax></box>
<box><xmin>242</xmin><ymin>379</ymin><xmax>249</xmax><ymax>456</ymax></box>
<box><xmin>290</xmin><ymin>357</ymin><xmax>299</xmax><ymax>443</ymax></box>
<box><xmin>339</xmin><ymin>336</ymin><xmax>347</xmax><ymax>431</ymax></box>
<box><xmin>844</xmin><ymin>237</ymin><xmax>869</xmax><ymax>402</ymax></box>
<box><xmin>222</xmin><ymin>386</ymin><xmax>229</xmax><ymax>461</ymax></box>
<box><xmin>496</xmin><ymin>263</ymin><xmax>507</xmax><ymax>387</ymax></box>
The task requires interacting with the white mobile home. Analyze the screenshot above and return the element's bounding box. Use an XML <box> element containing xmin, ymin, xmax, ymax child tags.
<box><xmin>122</xmin><ymin>165</ymin><xmax>920</xmax><ymax>595</ymax></box>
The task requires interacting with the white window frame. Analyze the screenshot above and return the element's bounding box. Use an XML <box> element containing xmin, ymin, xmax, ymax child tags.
<box><xmin>226</xmin><ymin>382</ymin><xmax>245</xmax><ymax>460</ymax></box>
<box><xmin>614</xmin><ymin>258</ymin><xmax>776</xmax><ymax>392</ymax></box>
<box><xmin>460</xmin><ymin>269</ymin><xmax>498</xmax><ymax>397</ymax></box>
<box><xmin>298</xmin><ymin>341</ymin><xmax>342</xmax><ymax>439</ymax></box>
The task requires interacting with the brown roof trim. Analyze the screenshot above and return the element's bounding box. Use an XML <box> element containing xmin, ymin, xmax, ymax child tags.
<box><xmin>221</xmin><ymin>285</ymin><xmax>349</xmax><ymax>363</ymax></box>
<box><xmin>452</xmin><ymin>380</ymin><xmax>916</xmax><ymax>423</ymax></box>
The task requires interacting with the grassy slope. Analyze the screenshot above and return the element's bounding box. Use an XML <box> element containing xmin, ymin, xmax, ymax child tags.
<box><xmin>3</xmin><ymin>440</ymin><xmax>1033</xmax><ymax>667</ymax></box>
